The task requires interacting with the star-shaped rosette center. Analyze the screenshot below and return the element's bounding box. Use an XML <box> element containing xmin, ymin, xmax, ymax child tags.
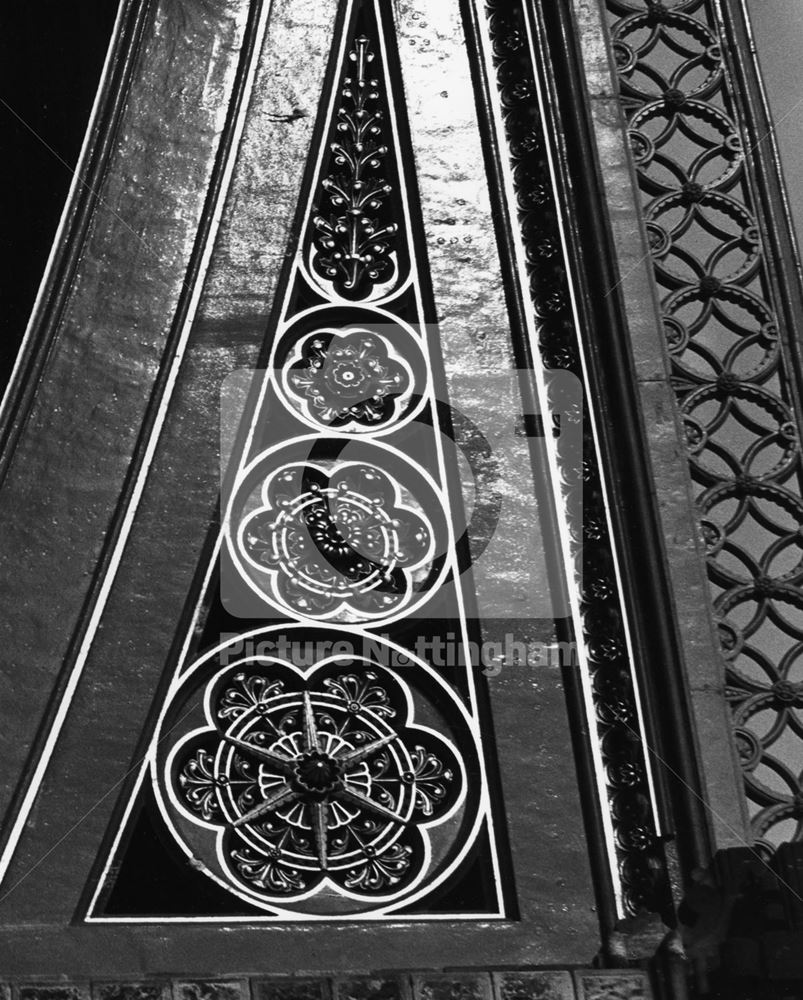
<box><xmin>220</xmin><ymin>692</ymin><xmax>406</xmax><ymax>871</ymax></box>
<box><xmin>166</xmin><ymin>656</ymin><xmax>469</xmax><ymax>914</ymax></box>
<box><xmin>293</xmin><ymin>750</ymin><xmax>344</xmax><ymax>794</ymax></box>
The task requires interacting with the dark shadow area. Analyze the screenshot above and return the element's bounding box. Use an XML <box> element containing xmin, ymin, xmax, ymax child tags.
<box><xmin>0</xmin><ymin>1</ymin><xmax>119</xmax><ymax>389</ymax></box>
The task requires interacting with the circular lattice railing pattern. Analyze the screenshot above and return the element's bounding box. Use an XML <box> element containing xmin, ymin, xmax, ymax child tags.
<box><xmin>608</xmin><ymin>0</ymin><xmax>803</xmax><ymax>853</ymax></box>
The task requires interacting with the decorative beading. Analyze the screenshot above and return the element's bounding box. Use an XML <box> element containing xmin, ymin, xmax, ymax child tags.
<box><xmin>482</xmin><ymin>0</ymin><xmax>668</xmax><ymax>915</ymax></box>
<box><xmin>608</xmin><ymin>0</ymin><xmax>803</xmax><ymax>852</ymax></box>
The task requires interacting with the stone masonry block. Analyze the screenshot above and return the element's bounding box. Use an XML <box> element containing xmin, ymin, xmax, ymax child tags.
<box><xmin>253</xmin><ymin>981</ymin><xmax>329</xmax><ymax>1000</ymax></box>
<box><xmin>93</xmin><ymin>986</ymin><xmax>170</xmax><ymax>1000</ymax></box>
<box><xmin>173</xmin><ymin>983</ymin><xmax>249</xmax><ymax>1000</ymax></box>
<box><xmin>334</xmin><ymin>981</ymin><xmax>409</xmax><ymax>1000</ymax></box>
<box><xmin>493</xmin><ymin>971</ymin><xmax>575</xmax><ymax>1000</ymax></box>
<box><xmin>18</xmin><ymin>987</ymin><xmax>90</xmax><ymax>1000</ymax></box>
<box><xmin>412</xmin><ymin>976</ymin><xmax>492</xmax><ymax>1000</ymax></box>
<box><xmin>573</xmin><ymin>971</ymin><xmax>652</xmax><ymax>1000</ymax></box>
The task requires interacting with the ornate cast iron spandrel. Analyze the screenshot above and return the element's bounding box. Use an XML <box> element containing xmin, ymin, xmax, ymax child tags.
<box><xmin>110</xmin><ymin>0</ymin><xmax>507</xmax><ymax>921</ymax></box>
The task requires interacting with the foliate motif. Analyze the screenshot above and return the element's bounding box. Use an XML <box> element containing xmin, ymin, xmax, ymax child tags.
<box><xmin>311</xmin><ymin>34</ymin><xmax>400</xmax><ymax>300</ymax></box>
<box><xmin>236</xmin><ymin>461</ymin><xmax>436</xmax><ymax>622</ymax></box>
<box><xmin>162</xmin><ymin>647</ymin><xmax>465</xmax><ymax>914</ymax></box>
<box><xmin>484</xmin><ymin>0</ymin><xmax>666</xmax><ymax>915</ymax></box>
<box><xmin>608</xmin><ymin>0</ymin><xmax>803</xmax><ymax>852</ymax></box>
<box><xmin>283</xmin><ymin>329</ymin><xmax>412</xmax><ymax>429</ymax></box>
<box><xmin>146</xmin><ymin>0</ymin><xmax>500</xmax><ymax>920</ymax></box>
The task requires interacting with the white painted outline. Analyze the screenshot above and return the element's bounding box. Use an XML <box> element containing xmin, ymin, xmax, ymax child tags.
<box><xmin>471</xmin><ymin>0</ymin><xmax>624</xmax><ymax>912</ymax></box>
<box><xmin>298</xmin><ymin>255</ymin><xmax>415</xmax><ymax>310</ymax></box>
<box><xmin>87</xmin><ymin>625</ymin><xmax>499</xmax><ymax>922</ymax></box>
<box><xmin>371</xmin><ymin>0</ymin><xmax>506</xmax><ymax>912</ymax></box>
<box><xmin>227</xmin><ymin>439</ymin><xmax>446</xmax><ymax>625</ymax></box>
<box><xmin>155</xmin><ymin>645</ymin><xmax>470</xmax><ymax>915</ymax></box>
<box><xmin>276</xmin><ymin>325</ymin><xmax>426</xmax><ymax>437</ymax></box>
<box><xmin>89</xmin><ymin>0</ymin><xmax>509</xmax><ymax>921</ymax></box>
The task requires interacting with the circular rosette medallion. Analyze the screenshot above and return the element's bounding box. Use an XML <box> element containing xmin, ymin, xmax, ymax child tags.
<box><xmin>155</xmin><ymin>631</ymin><xmax>476</xmax><ymax>916</ymax></box>
<box><xmin>227</xmin><ymin>439</ymin><xmax>448</xmax><ymax>624</ymax></box>
<box><xmin>273</xmin><ymin>318</ymin><xmax>427</xmax><ymax>433</ymax></box>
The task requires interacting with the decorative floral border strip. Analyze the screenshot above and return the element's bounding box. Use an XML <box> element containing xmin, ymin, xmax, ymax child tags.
<box><xmin>478</xmin><ymin>0</ymin><xmax>669</xmax><ymax>916</ymax></box>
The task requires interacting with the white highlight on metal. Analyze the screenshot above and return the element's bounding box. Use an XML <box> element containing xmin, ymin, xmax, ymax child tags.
<box><xmin>0</xmin><ymin>0</ymin><xmax>274</xmax><ymax>892</ymax></box>
<box><xmin>372</xmin><ymin>0</ymin><xmax>507</xmax><ymax>914</ymax></box>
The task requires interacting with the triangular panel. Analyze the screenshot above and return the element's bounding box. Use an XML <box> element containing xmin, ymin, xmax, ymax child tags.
<box><xmin>90</xmin><ymin>0</ymin><xmax>509</xmax><ymax>922</ymax></box>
